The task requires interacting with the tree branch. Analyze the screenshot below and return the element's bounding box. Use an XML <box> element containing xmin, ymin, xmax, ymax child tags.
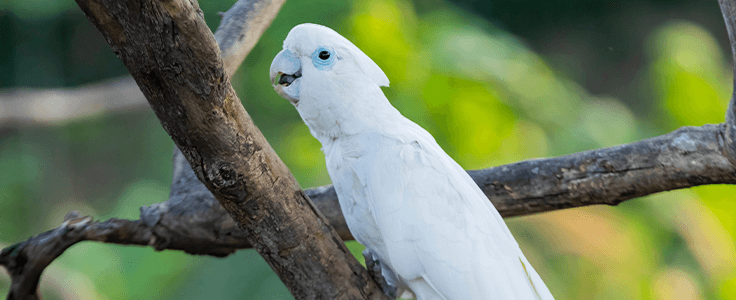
<box><xmin>7</xmin><ymin>0</ymin><xmax>387</xmax><ymax>299</ymax></box>
<box><xmin>215</xmin><ymin>0</ymin><xmax>286</xmax><ymax>76</ymax></box>
<box><xmin>167</xmin><ymin>122</ymin><xmax>736</xmax><ymax>235</ymax></box>
<box><xmin>5</xmin><ymin>0</ymin><xmax>736</xmax><ymax>299</ymax></box>
<box><xmin>2</xmin><ymin>1</ymin><xmax>292</xmax><ymax>298</ymax></box>
<box><xmin>6</xmin><ymin>118</ymin><xmax>733</xmax><ymax>300</ymax></box>
<box><xmin>0</xmin><ymin>0</ymin><xmax>286</xmax><ymax>128</ymax></box>
<box><xmin>0</xmin><ymin>77</ymin><xmax>147</xmax><ymax>127</ymax></box>
<box><xmin>719</xmin><ymin>0</ymin><xmax>736</xmax><ymax>167</ymax></box>
<box><xmin>0</xmin><ymin>211</ymin><xmax>247</xmax><ymax>300</ymax></box>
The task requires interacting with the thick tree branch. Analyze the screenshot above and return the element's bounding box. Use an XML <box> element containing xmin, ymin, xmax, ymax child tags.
<box><xmin>478</xmin><ymin>124</ymin><xmax>735</xmax><ymax>216</ymax></box>
<box><xmin>719</xmin><ymin>0</ymin><xmax>736</xmax><ymax>167</ymax></box>
<box><xmin>5</xmin><ymin>0</ymin><xmax>736</xmax><ymax>299</ymax></box>
<box><xmin>168</xmin><ymin>123</ymin><xmax>736</xmax><ymax>231</ymax></box>
<box><xmin>6</xmin><ymin>117</ymin><xmax>734</xmax><ymax>300</ymax></box>
<box><xmin>2</xmin><ymin>1</ymin><xmax>293</xmax><ymax>298</ymax></box>
<box><xmin>71</xmin><ymin>0</ymin><xmax>385</xmax><ymax>299</ymax></box>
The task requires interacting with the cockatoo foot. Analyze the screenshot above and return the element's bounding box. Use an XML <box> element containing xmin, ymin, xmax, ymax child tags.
<box><xmin>363</xmin><ymin>249</ymin><xmax>398</xmax><ymax>298</ymax></box>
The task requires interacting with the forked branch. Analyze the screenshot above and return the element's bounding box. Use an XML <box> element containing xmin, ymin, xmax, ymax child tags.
<box><xmin>3</xmin><ymin>0</ymin><xmax>736</xmax><ymax>299</ymax></box>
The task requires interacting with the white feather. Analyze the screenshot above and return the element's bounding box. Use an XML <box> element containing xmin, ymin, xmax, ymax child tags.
<box><xmin>270</xmin><ymin>23</ymin><xmax>554</xmax><ymax>300</ymax></box>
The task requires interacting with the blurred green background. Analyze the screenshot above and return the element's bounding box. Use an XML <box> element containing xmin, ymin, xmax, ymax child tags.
<box><xmin>2</xmin><ymin>0</ymin><xmax>736</xmax><ymax>299</ymax></box>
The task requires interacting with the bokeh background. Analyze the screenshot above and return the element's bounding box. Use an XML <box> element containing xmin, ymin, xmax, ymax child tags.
<box><xmin>2</xmin><ymin>0</ymin><xmax>736</xmax><ymax>299</ymax></box>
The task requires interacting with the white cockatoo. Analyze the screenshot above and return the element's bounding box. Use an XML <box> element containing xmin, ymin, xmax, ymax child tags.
<box><xmin>270</xmin><ymin>23</ymin><xmax>554</xmax><ymax>300</ymax></box>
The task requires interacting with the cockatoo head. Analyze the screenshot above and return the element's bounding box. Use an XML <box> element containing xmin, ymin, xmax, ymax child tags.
<box><xmin>269</xmin><ymin>23</ymin><xmax>389</xmax><ymax>105</ymax></box>
<box><xmin>270</xmin><ymin>23</ymin><xmax>393</xmax><ymax>141</ymax></box>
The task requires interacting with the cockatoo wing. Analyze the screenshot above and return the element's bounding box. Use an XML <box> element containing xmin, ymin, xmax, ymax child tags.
<box><xmin>271</xmin><ymin>23</ymin><xmax>554</xmax><ymax>300</ymax></box>
<box><xmin>345</xmin><ymin>123</ymin><xmax>553</xmax><ymax>300</ymax></box>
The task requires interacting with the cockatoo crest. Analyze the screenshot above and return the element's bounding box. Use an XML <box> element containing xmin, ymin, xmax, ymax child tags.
<box><xmin>284</xmin><ymin>24</ymin><xmax>388</xmax><ymax>86</ymax></box>
<box><xmin>270</xmin><ymin>24</ymin><xmax>388</xmax><ymax>103</ymax></box>
<box><xmin>270</xmin><ymin>23</ymin><xmax>399</xmax><ymax>143</ymax></box>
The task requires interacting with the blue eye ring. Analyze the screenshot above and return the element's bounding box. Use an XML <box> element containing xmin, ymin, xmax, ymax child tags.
<box><xmin>312</xmin><ymin>47</ymin><xmax>336</xmax><ymax>70</ymax></box>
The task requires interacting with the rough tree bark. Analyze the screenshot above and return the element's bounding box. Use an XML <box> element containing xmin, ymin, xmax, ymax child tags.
<box><xmin>3</xmin><ymin>0</ymin><xmax>736</xmax><ymax>299</ymax></box>
<box><xmin>68</xmin><ymin>0</ymin><xmax>387</xmax><ymax>299</ymax></box>
<box><xmin>720</xmin><ymin>0</ymin><xmax>736</xmax><ymax>168</ymax></box>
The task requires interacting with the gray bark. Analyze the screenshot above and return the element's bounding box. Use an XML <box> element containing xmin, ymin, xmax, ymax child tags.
<box><xmin>2</xmin><ymin>0</ymin><xmax>388</xmax><ymax>299</ymax></box>
<box><xmin>3</xmin><ymin>0</ymin><xmax>736</xmax><ymax>299</ymax></box>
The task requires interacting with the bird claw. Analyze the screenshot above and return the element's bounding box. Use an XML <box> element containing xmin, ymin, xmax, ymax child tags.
<box><xmin>363</xmin><ymin>249</ymin><xmax>398</xmax><ymax>298</ymax></box>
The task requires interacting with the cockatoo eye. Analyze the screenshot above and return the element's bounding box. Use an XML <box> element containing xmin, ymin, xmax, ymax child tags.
<box><xmin>312</xmin><ymin>47</ymin><xmax>335</xmax><ymax>70</ymax></box>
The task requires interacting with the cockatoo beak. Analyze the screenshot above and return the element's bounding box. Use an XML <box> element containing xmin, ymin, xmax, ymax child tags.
<box><xmin>270</xmin><ymin>49</ymin><xmax>302</xmax><ymax>105</ymax></box>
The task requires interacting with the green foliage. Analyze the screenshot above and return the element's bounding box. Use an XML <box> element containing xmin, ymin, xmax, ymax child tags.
<box><xmin>2</xmin><ymin>0</ymin><xmax>736</xmax><ymax>299</ymax></box>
